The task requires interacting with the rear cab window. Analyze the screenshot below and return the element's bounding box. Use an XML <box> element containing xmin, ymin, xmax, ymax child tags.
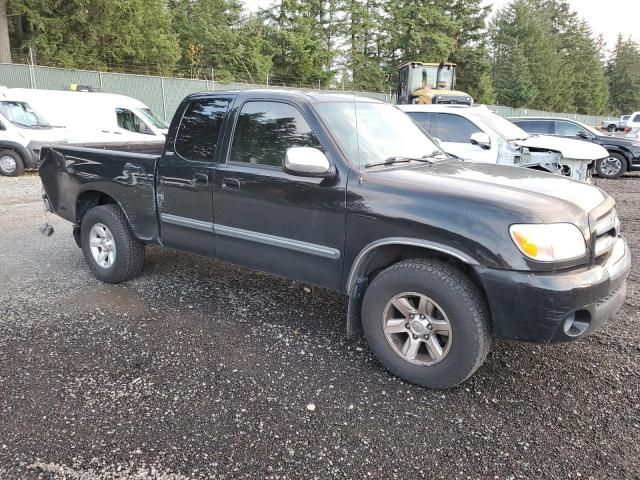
<box><xmin>174</xmin><ymin>98</ymin><xmax>231</xmax><ymax>162</ymax></box>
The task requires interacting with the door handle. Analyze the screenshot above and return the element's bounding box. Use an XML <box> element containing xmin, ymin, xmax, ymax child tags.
<box><xmin>222</xmin><ymin>177</ymin><xmax>240</xmax><ymax>191</ymax></box>
<box><xmin>192</xmin><ymin>173</ymin><xmax>209</xmax><ymax>186</ymax></box>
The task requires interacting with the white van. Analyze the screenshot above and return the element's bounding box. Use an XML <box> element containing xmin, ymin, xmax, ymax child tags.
<box><xmin>6</xmin><ymin>88</ymin><xmax>168</xmax><ymax>144</ymax></box>
<box><xmin>399</xmin><ymin>104</ymin><xmax>608</xmax><ymax>182</ymax></box>
<box><xmin>0</xmin><ymin>89</ymin><xmax>67</xmax><ymax>176</ymax></box>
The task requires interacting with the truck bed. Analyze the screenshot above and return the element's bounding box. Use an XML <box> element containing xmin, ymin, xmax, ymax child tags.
<box><xmin>39</xmin><ymin>143</ymin><xmax>161</xmax><ymax>243</ymax></box>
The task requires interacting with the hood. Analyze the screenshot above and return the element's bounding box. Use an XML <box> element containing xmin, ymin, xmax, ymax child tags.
<box><xmin>365</xmin><ymin>160</ymin><xmax>608</xmax><ymax>216</ymax></box>
<box><xmin>515</xmin><ymin>135</ymin><xmax>608</xmax><ymax>161</ymax></box>
<box><xmin>595</xmin><ymin>134</ymin><xmax>640</xmax><ymax>149</ymax></box>
<box><xmin>19</xmin><ymin>126</ymin><xmax>67</xmax><ymax>143</ymax></box>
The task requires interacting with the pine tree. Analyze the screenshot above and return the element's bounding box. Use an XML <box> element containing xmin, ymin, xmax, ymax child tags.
<box><xmin>12</xmin><ymin>0</ymin><xmax>179</xmax><ymax>74</ymax></box>
<box><xmin>606</xmin><ymin>35</ymin><xmax>640</xmax><ymax>114</ymax></box>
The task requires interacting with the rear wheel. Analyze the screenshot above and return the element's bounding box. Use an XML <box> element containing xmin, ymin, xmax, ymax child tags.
<box><xmin>596</xmin><ymin>153</ymin><xmax>626</xmax><ymax>179</ymax></box>
<box><xmin>0</xmin><ymin>150</ymin><xmax>25</xmax><ymax>177</ymax></box>
<box><xmin>607</xmin><ymin>124</ymin><xmax>617</xmax><ymax>133</ymax></box>
<box><xmin>81</xmin><ymin>204</ymin><xmax>145</xmax><ymax>283</ymax></box>
<box><xmin>362</xmin><ymin>258</ymin><xmax>491</xmax><ymax>388</ymax></box>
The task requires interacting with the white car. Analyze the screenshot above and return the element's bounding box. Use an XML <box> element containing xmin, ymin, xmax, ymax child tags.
<box><xmin>0</xmin><ymin>90</ymin><xmax>67</xmax><ymax>176</ymax></box>
<box><xmin>3</xmin><ymin>87</ymin><xmax>168</xmax><ymax>144</ymax></box>
<box><xmin>399</xmin><ymin>104</ymin><xmax>609</xmax><ymax>182</ymax></box>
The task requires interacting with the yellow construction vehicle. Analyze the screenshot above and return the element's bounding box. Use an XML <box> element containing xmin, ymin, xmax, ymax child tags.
<box><xmin>396</xmin><ymin>61</ymin><xmax>474</xmax><ymax>105</ymax></box>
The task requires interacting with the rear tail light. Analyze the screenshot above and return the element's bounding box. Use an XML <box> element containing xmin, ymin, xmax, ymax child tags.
<box><xmin>624</xmin><ymin>127</ymin><xmax>631</xmax><ymax>134</ymax></box>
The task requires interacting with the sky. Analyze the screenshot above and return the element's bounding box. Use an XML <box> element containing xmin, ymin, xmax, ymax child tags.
<box><xmin>244</xmin><ymin>0</ymin><xmax>640</xmax><ymax>52</ymax></box>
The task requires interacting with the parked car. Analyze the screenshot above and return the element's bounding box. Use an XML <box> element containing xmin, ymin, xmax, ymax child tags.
<box><xmin>510</xmin><ymin>116</ymin><xmax>640</xmax><ymax>179</ymax></box>
<box><xmin>601</xmin><ymin>115</ymin><xmax>631</xmax><ymax>133</ymax></box>
<box><xmin>399</xmin><ymin>104</ymin><xmax>607</xmax><ymax>182</ymax></box>
<box><xmin>39</xmin><ymin>90</ymin><xmax>630</xmax><ymax>388</ymax></box>
<box><xmin>4</xmin><ymin>87</ymin><xmax>168</xmax><ymax>144</ymax></box>
<box><xmin>0</xmin><ymin>88</ymin><xmax>66</xmax><ymax>176</ymax></box>
<box><xmin>626</xmin><ymin>111</ymin><xmax>640</xmax><ymax>134</ymax></box>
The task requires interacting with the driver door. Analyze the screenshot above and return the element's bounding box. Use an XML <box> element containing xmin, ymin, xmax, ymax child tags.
<box><xmin>212</xmin><ymin>99</ymin><xmax>346</xmax><ymax>289</ymax></box>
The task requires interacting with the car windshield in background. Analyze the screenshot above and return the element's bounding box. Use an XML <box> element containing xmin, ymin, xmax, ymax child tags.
<box><xmin>473</xmin><ymin>108</ymin><xmax>528</xmax><ymax>141</ymax></box>
<box><xmin>136</xmin><ymin>107</ymin><xmax>168</xmax><ymax>130</ymax></box>
<box><xmin>314</xmin><ymin>101</ymin><xmax>443</xmax><ymax>167</ymax></box>
<box><xmin>0</xmin><ymin>101</ymin><xmax>51</xmax><ymax>128</ymax></box>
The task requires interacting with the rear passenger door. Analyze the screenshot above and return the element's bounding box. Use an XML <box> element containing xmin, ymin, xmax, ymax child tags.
<box><xmin>212</xmin><ymin>99</ymin><xmax>346</xmax><ymax>289</ymax></box>
<box><xmin>157</xmin><ymin>96</ymin><xmax>232</xmax><ymax>256</ymax></box>
<box><xmin>433</xmin><ymin>113</ymin><xmax>495</xmax><ymax>163</ymax></box>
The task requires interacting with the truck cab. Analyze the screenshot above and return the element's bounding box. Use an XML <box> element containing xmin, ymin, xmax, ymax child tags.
<box><xmin>396</xmin><ymin>62</ymin><xmax>473</xmax><ymax>106</ymax></box>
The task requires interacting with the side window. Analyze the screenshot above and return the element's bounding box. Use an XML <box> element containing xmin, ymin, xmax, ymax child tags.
<box><xmin>116</xmin><ymin>108</ymin><xmax>152</xmax><ymax>135</ymax></box>
<box><xmin>556</xmin><ymin>121</ymin><xmax>585</xmax><ymax>137</ymax></box>
<box><xmin>229</xmin><ymin>101</ymin><xmax>322</xmax><ymax>167</ymax></box>
<box><xmin>174</xmin><ymin>98</ymin><xmax>230</xmax><ymax>162</ymax></box>
<box><xmin>516</xmin><ymin>120</ymin><xmax>554</xmax><ymax>135</ymax></box>
<box><xmin>406</xmin><ymin>112</ymin><xmax>434</xmax><ymax>134</ymax></box>
<box><xmin>434</xmin><ymin>113</ymin><xmax>481</xmax><ymax>143</ymax></box>
<box><xmin>633</xmin><ymin>114</ymin><xmax>640</xmax><ymax>123</ymax></box>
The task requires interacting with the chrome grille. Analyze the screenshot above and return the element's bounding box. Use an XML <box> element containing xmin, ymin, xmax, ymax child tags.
<box><xmin>594</xmin><ymin>208</ymin><xmax>619</xmax><ymax>261</ymax></box>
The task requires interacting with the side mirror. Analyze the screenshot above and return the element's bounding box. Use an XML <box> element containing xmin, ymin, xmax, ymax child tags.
<box><xmin>576</xmin><ymin>131</ymin><xmax>589</xmax><ymax>139</ymax></box>
<box><xmin>284</xmin><ymin>147</ymin><xmax>334</xmax><ymax>178</ymax></box>
<box><xmin>470</xmin><ymin>132</ymin><xmax>491</xmax><ymax>149</ymax></box>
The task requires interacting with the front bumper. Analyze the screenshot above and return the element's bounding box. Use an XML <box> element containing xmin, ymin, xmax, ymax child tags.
<box><xmin>475</xmin><ymin>236</ymin><xmax>631</xmax><ymax>343</ymax></box>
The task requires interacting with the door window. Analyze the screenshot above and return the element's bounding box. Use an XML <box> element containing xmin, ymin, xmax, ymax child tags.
<box><xmin>555</xmin><ymin>121</ymin><xmax>587</xmax><ymax>137</ymax></box>
<box><xmin>406</xmin><ymin>112</ymin><xmax>435</xmax><ymax>134</ymax></box>
<box><xmin>434</xmin><ymin>113</ymin><xmax>481</xmax><ymax>143</ymax></box>
<box><xmin>515</xmin><ymin>120</ymin><xmax>554</xmax><ymax>135</ymax></box>
<box><xmin>229</xmin><ymin>101</ymin><xmax>322</xmax><ymax>167</ymax></box>
<box><xmin>174</xmin><ymin>98</ymin><xmax>230</xmax><ymax>162</ymax></box>
<box><xmin>633</xmin><ymin>114</ymin><xmax>640</xmax><ymax>123</ymax></box>
<box><xmin>116</xmin><ymin>108</ymin><xmax>153</xmax><ymax>135</ymax></box>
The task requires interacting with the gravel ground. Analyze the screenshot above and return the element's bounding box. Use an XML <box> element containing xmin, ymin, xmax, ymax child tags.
<box><xmin>0</xmin><ymin>173</ymin><xmax>639</xmax><ymax>480</ymax></box>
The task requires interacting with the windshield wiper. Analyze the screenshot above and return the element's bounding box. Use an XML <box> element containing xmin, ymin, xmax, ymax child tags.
<box><xmin>365</xmin><ymin>156</ymin><xmax>440</xmax><ymax>169</ymax></box>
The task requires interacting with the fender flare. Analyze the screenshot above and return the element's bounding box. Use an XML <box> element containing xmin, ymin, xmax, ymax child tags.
<box><xmin>0</xmin><ymin>141</ymin><xmax>35</xmax><ymax>169</ymax></box>
<box><xmin>344</xmin><ymin>238</ymin><xmax>480</xmax><ymax>336</ymax></box>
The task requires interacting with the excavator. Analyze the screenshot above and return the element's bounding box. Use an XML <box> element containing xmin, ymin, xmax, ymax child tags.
<box><xmin>396</xmin><ymin>61</ymin><xmax>474</xmax><ymax>106</ymax></box>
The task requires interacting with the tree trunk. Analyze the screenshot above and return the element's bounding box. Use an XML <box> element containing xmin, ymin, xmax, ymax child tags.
<box><xmin>0</xmin><ymin>0</ymin><xmax>11</xmax><ymax>63</ymax></box>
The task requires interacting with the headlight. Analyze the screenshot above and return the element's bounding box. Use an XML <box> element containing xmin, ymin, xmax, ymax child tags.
<box><xmin>509</xmin><ymin>223</ymin><xmax>586</xmax><ymax>262</ymax></box>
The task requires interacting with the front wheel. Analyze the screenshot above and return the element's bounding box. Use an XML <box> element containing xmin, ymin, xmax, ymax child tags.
<box><xmin>81</xmin><ymin>204</ymin><xmax>145</xmax><ymax>283</ymax></box>
<box><xmin>596</xmin><ymin>153</ymin><xmax>626</xmax><ymax>179</ymax></box>
<box><xmin>607</xmin><ymin>124</ymin><xmax>617</xmax><ymax>133</ymax></box>
<box><xmin>362</xmin><ymin>258</ymin><xmax>491</xmax><ymax>388</ymax></box>
<box><xmin>0</xmin><ymin>150</ymin><xmax>25</xmax><ymax>176</ymax></box>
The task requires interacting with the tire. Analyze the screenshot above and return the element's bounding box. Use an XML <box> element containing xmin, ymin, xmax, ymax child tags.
<box><xmin>607</xmin><ymin>124</ymin><xmax>616</xmax><ymax>133</ymax></box>
<box><xmin>596</xmin><ymin>153</ymin><xmax>627</xmax><ymax>179</ymax></box>
<box><xmin>361</xmin><ymin>258</ymin><xmax>491</xmax><ymax>388</ymax></box>
<box><xmin>0</xmin><ymin>150</ymin><xmax>25</xmax><ymax>177</ymax></box>
<box><xmin>80</xmin><ymin>204</ymin><xmax>145</xmax><ymax>283</ymax></box>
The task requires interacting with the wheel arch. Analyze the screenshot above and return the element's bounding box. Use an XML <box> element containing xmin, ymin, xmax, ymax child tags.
<box><xmin>75</xmin><ymin>190</ymin><xmax>136</xmax><ymax>245</ymax></box>
<box><xmin>345</xmin><ymin>239</ymin><xmax>489</xmax><ymax>337</ymax></box>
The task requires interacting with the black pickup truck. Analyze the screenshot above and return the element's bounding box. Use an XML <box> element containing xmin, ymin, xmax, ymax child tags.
<box><xmin>39</xmin><ymin>90</ymin><xmax>631</xmax><ymax>388</ymax></box>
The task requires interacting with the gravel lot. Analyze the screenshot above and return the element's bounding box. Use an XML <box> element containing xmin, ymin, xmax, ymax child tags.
<box><xmin>0</xmin><ymin>173</ymin><xmax>639</xmax><ymax>479</ymax></box>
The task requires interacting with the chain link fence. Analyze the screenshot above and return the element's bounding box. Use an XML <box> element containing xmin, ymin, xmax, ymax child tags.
<box><xmin>0</xmin><ymin>63</ymin><xmax>611</xmax><ymax>127</ymax></box>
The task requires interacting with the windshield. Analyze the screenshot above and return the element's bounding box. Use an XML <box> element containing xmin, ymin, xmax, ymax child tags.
<box><xmin>0</xmin><ymin>101</ymin><xmax>51</xmax><ymax>128</ymax></box>
<box><xmin>136</xmin><ymin>107</ymin><xmax>168</xmax><ymax>130</ymax></box>
<box><xmin>409</xmin><ymin>66</ymin><xmax>454</xmax><ymax>93</ymax></box>
<box><xmin>314</xmin><ymin>101</ymin><xmax>443</xmax><ymax>168</ymax></box>
<box><xmin>475</xmin><ymin>108</ymin><xmax>528</xmax><ymax>140</ymax></box>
